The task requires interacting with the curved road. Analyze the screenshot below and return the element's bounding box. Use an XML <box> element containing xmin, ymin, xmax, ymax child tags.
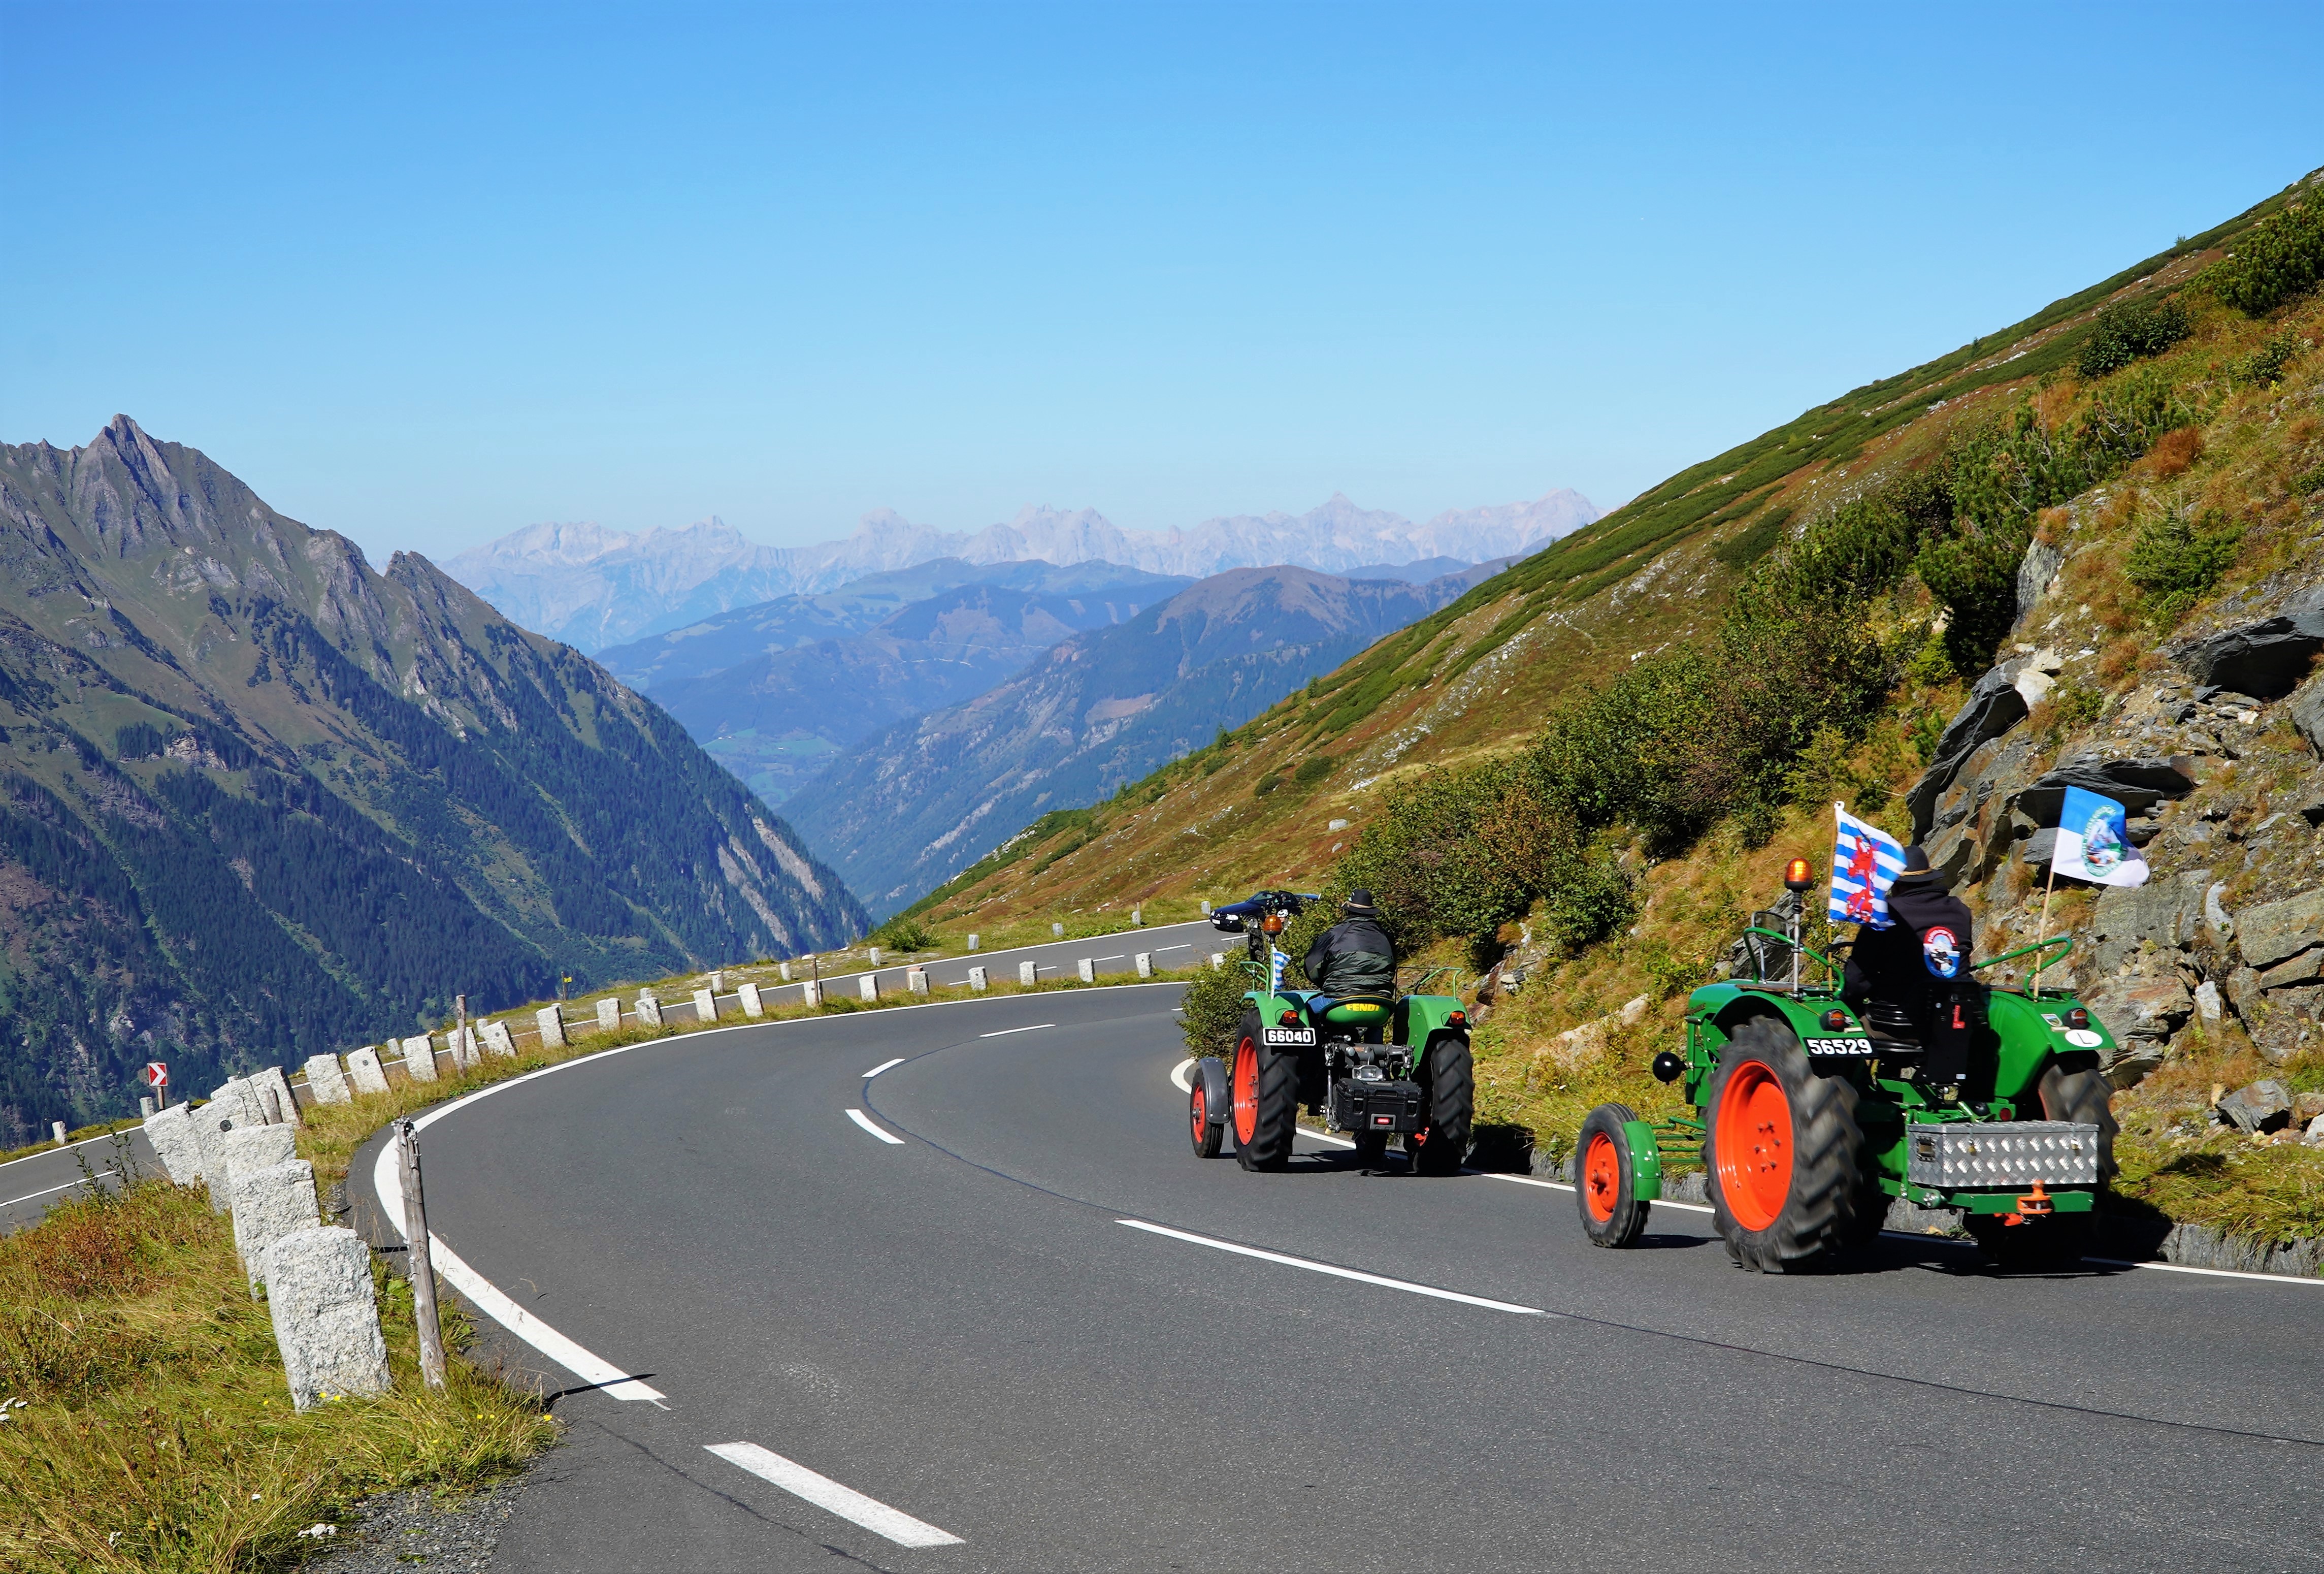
<box><xmin>361</xmin><ymin>985</ymin><xmax>2324</xmax><ymax>1572</ymax></box>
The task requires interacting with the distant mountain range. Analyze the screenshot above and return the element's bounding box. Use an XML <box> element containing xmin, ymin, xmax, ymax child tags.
<box><xmin>0</xmin><ymin>417</ymin><xmax>865</xmax><ymax>1138</ymax></box>
<box><xmin>777</xmin><ymin>561</ymin><xmax>1505</xmax><ymax>914</ymax></box>
<box><xmin>597</xmin><ymin>559</ymin><xmax>1192</xmax><ymax>806</ymax></box>
<box><xmin>447</xmin><ymin>490</ymin><xmax>1597</xmax><ymax>652</ymax></box>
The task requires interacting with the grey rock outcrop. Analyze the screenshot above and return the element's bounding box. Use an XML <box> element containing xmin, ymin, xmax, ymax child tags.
<box><xmin>2293</xmin><ymin>670</ymin><xmax>2324</xmax><ymax>757</ymax></box>
<box><xmin>2170</xmin><ymin>583</ymin><xmax>2324</xmax><ymax>698</ymax></box>
<box><xmin>2013</xmin><ymin>537</ymin><xmax>2066</xmax><ymax>629</ymax></box>
<box><xmin>1908</xmin><ymin>664</ymin><xmax>2031</xmax><ymax>842</ymax></box>
<box><xmin>2236</xmin><ymin>888</ymin><xmax>2324</xmax><ymax>971</ymax></box>
<box><xmin>2083</xmin><ymin>976</ymin><xmax>2193</xmax><ymax>1084</ymax></box>
<box><xmin>261</xmin><ymin>1226</ymin><xmax>392</xmax><ymax>1411</ymax></box>
<box><xmin>2087</xmin><ymin>870</ymin><xmax>2213</xmax><ymax>977</ymax></box>
<box><xmin>2217</xmin><ymin>1079</ymin><xmax>2293</xmax><ymax>1134</ymax></box>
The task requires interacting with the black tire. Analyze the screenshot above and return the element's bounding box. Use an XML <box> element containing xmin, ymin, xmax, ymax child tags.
<box><xmin>1189</xmin><ymin>1063</ymin><xmax>1223</xmax><ymax>1159</ymax></box>
<box><xmin>1703</xmin><ymin>1016</ymin><xmax>1872</xmax><ymax>1272</ymax></box>
<box><xmin>1408</xmin><ymin>1033</ymin><xmax>1473</xmax><ymax>1176</ymax></box>
<box><xmin>1352</xmin><ymin>1131</ymin><xmax>1390</xmax><ymax>1171</ymax></box>
<box><xmin>1969</xmin><ymin>1211</ymin><xmax>2093</xmax><ymax>1271</ymax></box>
<box><xmin>1231</xmin><ymin>1010</ymin><xmax>1299</xmax><ymax>1171</ymax></box>
<box><xmin>1575</xmin><ymin>1103</ymin><xmax>1650</xmax><ymax>1248</ymax></box>
<box><xmin>2036</xmin><ymin>1061</ymin><xmax>2118</xmax><ymax>1185</ymax></box>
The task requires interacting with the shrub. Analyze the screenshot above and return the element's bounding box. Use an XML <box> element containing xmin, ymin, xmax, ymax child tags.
<box><xmin>870</xmin><ymin>915</ymin><xmax>937</xmax><ymax>952</ymax></box>
<box><xmin>1253</xmin><ymin>773</ymin><xmax>1284</xmax><ymax>798</ymax></box>
<box><xmin>2233</xmin><ymin>330</ymin><xmax>2307</xmax><ymax>387</ymax></box>
<box><xmin>1292</xmin><ymin>755</ymin><xmax>1335</xmax><ymax>786</ymax></box>
<box><xmin>1711</xmin><ymin>504</ymin><xmax>1792</xmax><ymax>569</ymax></box>
<box><xmin>1178</xmin><ymin>954</ymin><xmax>1257</xmax><ymax>1057</ymax></box>
<box><xmin>2202</xmin><ymin>196</ymin><xmax>2324</xmax><ymax>317</ymax></box>
<box><xmin>2077</xmin><ymin>296</ymin><xmax>2191</xmax><ymax>378</ymax></box>
<box><xmin>2144</xmin><ymin>426</ymin><xmax>2204</xmax><ymax>478</ymax></box>
<box><xmin>2126</xmin><ymin>507</ymin><xmax>2243</xmax><ymax>625</ymax></box>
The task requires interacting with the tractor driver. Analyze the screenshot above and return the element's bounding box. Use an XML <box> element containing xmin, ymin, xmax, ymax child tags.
<box><xmin>1841</xmin><ymin>846</ymin><xmax>1977</xmax><ymax>1101</ymax></box>
<box><xmin>1302</xmin><ymin>889</ymin><xmax>1397</xmax><ymax>999</ymax></box>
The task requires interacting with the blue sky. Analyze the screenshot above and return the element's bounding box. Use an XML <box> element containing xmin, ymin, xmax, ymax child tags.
<box><xmin>6</xmin><ymin>3</ymin><xmax>2320</xmax><ymax>565</ymax></box>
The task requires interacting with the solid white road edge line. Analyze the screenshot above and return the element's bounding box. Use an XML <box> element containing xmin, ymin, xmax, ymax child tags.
<box><xmin>1120</xmin><ymin>1218</ymin><xmax>1549</xmax><ymax>1315</ymax></box>
<box><xmin>368</xmin><ymin>1137</ymin><xmax>665</xmax><ymax>1403</ymax></box>
<box><xmin>705</xmin><ymin>1441</ymin><xmax>964</xmax><ymax>1548</ymax></box>
<box><xmin>1</xmin><ymin>1175</ymin><xmax>116</xmax><ymax>1210</ymax></box>
<box><xmin>978</xmin><ymin>1023</ymin><xmax>1056</xmax><ymax>1038</ymax></box>
<box><xmin>1170</xmin><ymin>1057</ymin><xmax>1195</xmax><ymax>1093</ymax></box>
<box><xmin>1483</xmin><ymin>1174</ymin><xmax>2322</xmax><ymax>1287</ymax></box>
<box><xmin>847</xmin><ymin>1108</ymin><xmax>905</xmax><ymax>1144</ymax></box>
<box><xmin>0</xmin><ymin>1129</ymin><xmax>145</xmax><ymax>1176</ymax></box>
<box><xmin>863</xmin><ymin>1057</ymin><xmax>906</xmax><ymax>1079</ymax></box>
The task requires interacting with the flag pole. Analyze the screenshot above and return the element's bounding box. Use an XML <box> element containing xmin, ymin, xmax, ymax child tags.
<box><xmin>2030</xmin><ymin>838</ymin><xmax>2060</xmax><ymax>995</ymax></box>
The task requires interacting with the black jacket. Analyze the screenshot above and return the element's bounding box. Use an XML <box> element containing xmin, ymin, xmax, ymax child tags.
<box><xmin>1303</xmin><ymin>917</ymin><xmax>1396</xmax><ymax>997</ymax></box>
<box><xmin>1842</xmin><ymin>883</ymin><xmax>1975</xmax><ymax>1026</ymax></box>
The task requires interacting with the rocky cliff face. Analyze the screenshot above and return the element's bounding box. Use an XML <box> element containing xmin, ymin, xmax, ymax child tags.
<box><xmin>0</xmin><ymin>418</ymin><xmax>867</xmax><ymax>1138</ymax></box>
<box><xmin>1910</xmin><ymin>494</ymin><xmax>2324</xmax><ymax>1087</ymax></box>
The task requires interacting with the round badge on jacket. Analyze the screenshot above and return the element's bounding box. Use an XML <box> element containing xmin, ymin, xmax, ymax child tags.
<box><xmin>1921</xmin><ymin>925</ymin><xmax>1963</xmax><ymax>979</ymax></box>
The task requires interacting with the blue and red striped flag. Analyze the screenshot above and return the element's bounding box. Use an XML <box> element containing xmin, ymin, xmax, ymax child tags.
<box><xmin>1830</xmin><ymin>802</ymin><xmax>1905</xmax><ymax>929</ymax></box>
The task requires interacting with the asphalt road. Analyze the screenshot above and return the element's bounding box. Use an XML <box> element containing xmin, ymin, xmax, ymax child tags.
<box><xmin>357</xmin><ymin>983</ymin><xmax>2324</xmax><ymax>1572</ymax></box>
<box><xmin>0</xmin><ymin>1126</ymin><xmax>155</xmax><ymax>1234</ymax></box>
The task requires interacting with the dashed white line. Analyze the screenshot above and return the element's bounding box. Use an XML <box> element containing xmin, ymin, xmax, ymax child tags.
<box><xmin>1120</xmin><ymin>1218</ymin><xmax>1548</xmax><ymax>1315</ymax></box>
<box><xmin>705</xmin><ymin>1441</ymin><xmax>964</xmax><ymax>1547</ymax></box>
<box><xmin>978</xmin><ymin>1023</ymin><xmax>1055</xmax><ymax>1038</ymax></box>
<box><xmin>863</xmin><ymin>1058</ymin><xmax>906</xmax><ymax>1079</ymax></box>
<box><xmin>846</xmin><ymin>1108</ymin><xmax>905</xmax><ymax>1145</ymax></box>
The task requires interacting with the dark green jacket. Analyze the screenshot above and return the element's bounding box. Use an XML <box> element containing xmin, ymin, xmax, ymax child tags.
<box><xmin>1303</xmin><ymin>917</ymin><xmax>1395</xmax><ymax>997</ymax></box>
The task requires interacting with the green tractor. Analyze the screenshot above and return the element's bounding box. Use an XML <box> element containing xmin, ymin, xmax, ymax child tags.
<box><xmin>1577</xmin><ymin>860</ymin><xmax>2119</xmax><ymax>1271</ymax></box>
<box><xmin>1188</xmin><ymin>895</ymin><xmax>1474</xmax><ymax>1174</ymax></box>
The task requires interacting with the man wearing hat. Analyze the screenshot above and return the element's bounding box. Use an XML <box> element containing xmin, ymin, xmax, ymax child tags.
<box><xmin>1302</xmin><ymin>890</ymin><xmax>1397</xmax><ymax>1000</ymax></box>
<box><xmin>1842</xmin><ymin>846</ymin><xmax>1979</xmax><ymax>1100</ymax></box>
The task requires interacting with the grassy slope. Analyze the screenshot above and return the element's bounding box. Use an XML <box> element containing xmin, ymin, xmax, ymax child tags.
<box><xmin>899</xmin><ymin>169</ymin><xmax>2324</xmax><ymax>1251</ymax></box>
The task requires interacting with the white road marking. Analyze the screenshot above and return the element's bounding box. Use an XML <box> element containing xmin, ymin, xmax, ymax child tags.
<box><xmin>1486</xmin><ymin>1172</ymin><xmax>1714</xmax><ymax>1213</ymax></box>
<box><xmin>1170</xmin><ymin>1058</ymin><xmax>1195</xmax><ymax>1093</ymax></box>
<box><xmin>1120</xmin><ymin>1218</ymin><xmax>1548</xmax><ymax>1315</ymax></box>
<box><xmin>1</xmin><ymin>1176</ymin><xmax>107</xmax><ymax>1210</ymax></box>
<box><xmin>1153</xmin><ymin>943</ymin><xmax>1192</xmax><ymax>952</ymax></box>
<box><xmin>978</xmin><ymin>1023</ymin><xmax>1055</xmax><ymax>1038</ymax></box>
<box><xmin>0</xmin><ymin>1130</ymin><xmax>141</xmax><ymax>1175</ymax></box>
<box><xmin>1482</xmin><ymin>1175</ymin><xmax>2323</xmax><ymax>1286</ymax></box>
<box><xmin>705</xmin><ymin>1441</ymin><xmax>964</xmax><ymax>1547</ymax></box>
<box><xmin>1089</xmin><ymin>954</ymin><xmax>1126</xmax><ymax>963</ymax></box>
<box><xmin>847</xmin><ymin>1108</ymin><xmax>905</xmax><ymax>1145</ymax></box>
<box><xmin>864</xmin><ymin>1058</ymin><xmax>906</xmax><ymax>1079</ymax></box>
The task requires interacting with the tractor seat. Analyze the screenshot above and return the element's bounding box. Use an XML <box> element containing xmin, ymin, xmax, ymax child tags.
<box><xmin>1305</xmin><ymin>994</ymin><xmax>1395</xmax><ymax>1031</ymax></box>
<box><xmin>1861</xmin><ymin>999</ymin><xmax>1921</xmax><ymax>1049</ymax></box>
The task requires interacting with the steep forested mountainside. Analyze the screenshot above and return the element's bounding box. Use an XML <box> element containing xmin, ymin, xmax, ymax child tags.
<box><xmin>615</xmin><ymin>575</ymin><xmax>1194</xmax><ymax>807</ymax></box>
<box><xmin>782</xmin><ymin>562</ymin><xmax>1501</xmax><ymax>913</ymax></box>
<box><xmin>0</xmin><ymin>418</ymin><xmax>866</xmax><ymax>1139</ymax></box>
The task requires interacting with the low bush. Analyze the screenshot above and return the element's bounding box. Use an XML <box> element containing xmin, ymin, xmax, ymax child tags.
<box><xmin>1292</xmin><ymin>755</ymin><xmax>1335</xmax><ymax>787</ymax></box>
<box><xmin>2201</xmin><ymin>195</ymin><xmax>2324</xmax><ymax>317</ymax></box>
<box><xmin>870</xmin><ymin>915</ymin><xmax>937</xmax><ymax>952</ymax></box>
<box><xmin>2077</xmin><ymin>295</ymin><xmax>2190</xmax><ymax>378</ymax></box>
<box><xmin>2126</xmin><ymin>506</ymin><xmax>2244</xmax><ymax>625</ymax></box>
<box><xmin>1178</xmin><ymin>956</ymin><xmax>1259</xmax><ymax>1058</ymax></box>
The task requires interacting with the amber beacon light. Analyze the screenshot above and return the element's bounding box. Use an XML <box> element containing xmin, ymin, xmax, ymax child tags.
<box><xmin>1784</xmin><ymin>857</ymin><xmax>1815</xmax><ymax>892</ymax></box>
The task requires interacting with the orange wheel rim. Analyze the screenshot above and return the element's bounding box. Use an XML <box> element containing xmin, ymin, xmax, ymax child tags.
<box><xmin>1583</xmin><ymin>1131</ymin><xmax>1621</xmax><ymax>1223</ymax></box>
<box><xmin>1715</xmin><ymin>1059</ymin><xmax>1792</xmax><ymax>1232</ymax></box>
<box><xmin>1232</xmin><ymin>1038</ymin><xmax>1258</xmax><ymax>1144</ymax></box>
<box><xmin>1191</xmin><ymin>1080</ymin><xmax>1207</xmax><ymax>1144</ymax></box>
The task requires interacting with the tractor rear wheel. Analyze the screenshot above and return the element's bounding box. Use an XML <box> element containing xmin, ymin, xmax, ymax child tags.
<box><xmin>1703</xmin><ymin>1017</ymin><xmax>1871</xmax><ymax>1272</ymax></box>
<box><xmin>1576</xmin><ymin>1103</ymin><xmax>1650</xmax><ymax>1248</ymax></box>
<box><xmin>1189</xmin><ymin>1067</ymin><xmax>1223</xmax><ymax>1158</ymax></box>
<box><xmin>1408</xmin><ymin>1034</ymin><xmax>1474</xmax><ymax>1176</ymax></box>
<box><xmin>1231</xmin><ymin>1009</ymin><xmax>1299</xmax><ymax>1171</ymax></box>
<box><xmin>2036</xmin><ymin>1061</ymin><xmax>2118</xmax><ymax>1184</ymax></box>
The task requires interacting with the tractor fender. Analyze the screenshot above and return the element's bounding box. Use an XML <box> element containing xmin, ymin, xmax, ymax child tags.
<box><xmin>1986</xmin><ymin>989</ymin><xmax>2116</xmax><ymax>1102</ymax></box>
<box><xmin>1619</xmin><ymin>1117</ymin><xmax>1664</xmax><ymax>1201</ymax></box>
<box><xmin>1193</xmin><ymin>1056</ymin><xmax>1230</xmax><ymax>1128</ymax></box>
<box><xmin>1397</xmin><ymin>993</ymin><xmax>1467</xmax><ymax>1053</ymax></box>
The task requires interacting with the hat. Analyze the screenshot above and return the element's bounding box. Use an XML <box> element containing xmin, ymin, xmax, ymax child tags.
<box><xmin>1343</xmin><ymin>889</ymin><xmax>1379</xmax><ymax>915</ymax></box>
<box><xmin>1889</xmin><ymin>846</ymin><xmax>1949</xmax><ymax>887</ymax></box>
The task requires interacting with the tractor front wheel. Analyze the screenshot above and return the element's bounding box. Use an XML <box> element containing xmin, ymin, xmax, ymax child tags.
<box><xmin>1231</xmin><ymin>1010</ymin><xmax>1299</xmax><ymax>1171</ymax></box>
<box><xmin>1408</xmin><ymin>1033</ymin><xmax>1474</xmax><ymax>1176</ymax></box>
<box><xmin>1703</xmin><ymin>1016</ymin><xmax>1871</xmax><ymax>1272</ymax></box>
<box><xmin>1189</xmin><ymin>1065</ymin><xmax>1223</xmax><ymax>1158</ymax></box>
<box><xmin>1576</xmin><ymin>1103</ymin><xmax>1650</xmax><ymax>1248</ymax></box>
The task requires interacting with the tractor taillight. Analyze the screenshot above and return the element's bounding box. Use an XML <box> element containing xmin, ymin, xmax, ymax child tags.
<box><xmin>2066</xmin><ymin>1008</ymin><xmax>2090</xmax><ymax>1030</ymax></box>
<box><xmin>1448</xmin><ymin>1011</ymin><xmax>1466</xmax><ymax>1030</ymax></box>
<box><xmin>1279</xmin><ymin>1009</ymin><xmax>1299</xmax><ymax>1026</ymax></box>
<box><xmin>1821</xmin><ymin>1009</ymin><xmax>1848</xmax><ymax>1031</ymax></box>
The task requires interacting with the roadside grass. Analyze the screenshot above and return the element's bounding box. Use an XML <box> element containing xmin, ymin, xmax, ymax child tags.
<box><xmin>2110</xmin><ymin>1034</ymin><xmax>2324</xmax><ymax>1247</ymax></box>
<box><xmin>5</xmin><ymin>964</ymin><xmax>1200</xmax><ymax>1570</ymax></box>
<box><xmin>0</xmin><ymin>1171</ymin><xmax>551</xmax><ymax>1573</ymax></box>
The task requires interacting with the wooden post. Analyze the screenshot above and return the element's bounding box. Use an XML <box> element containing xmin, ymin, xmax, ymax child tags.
<box><xmin>394</xmin><ymin>1119</ymin><xmax>447</xmax><ymax>1390</ymax></box>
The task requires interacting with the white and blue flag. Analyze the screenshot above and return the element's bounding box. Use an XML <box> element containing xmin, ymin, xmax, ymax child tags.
<box><xmin>1268</xmin><ymin>946</ymin><xmax>1289</xmax><ymax>992</ymax></box>
<box><xmin>2053</xmin><ymin>785</ymin><xmax>2150</xmax><ymax>888</ymax></box>
<box><xmin>1830</xmin><ymin>802</ymin><xmax>1906</xmax><ymax>928</ymax></box>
